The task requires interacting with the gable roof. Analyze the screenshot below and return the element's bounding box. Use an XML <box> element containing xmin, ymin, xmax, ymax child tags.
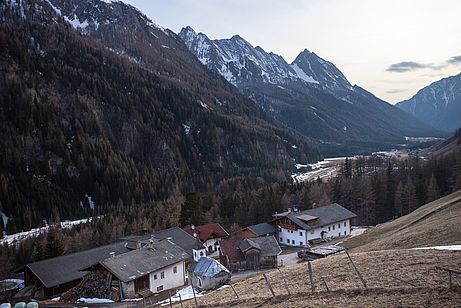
<box><xmin>244</xmin><ymin>236</ymin><xmax>282</xmax><ymax>257</ymax></box>
<box><xmin>239</xmin><ymin>238</ymin><xmax>261</xmax><ymax>252</ymax></box>
<box><xmin>191</xmin><ymin>257</ymin><xmax>229</xmax><ymax>277</ymax></box>
<box><xmin>219</xmin><ymin>239</ymin><xmax>245</xmax><ymax>263</ymax></box>
<box><xmin>247</xmin><ymin>223</ymin><xmax>278</xmax><ymax>236</ymax></box>
<box><xmin>120</xmin><ymin>227</ymin><xmax>204</xmax><ymax>254</ymax></box>
<box><xmin>100</xmin><ymin>240</ymin><xmax>189</xmax><ymax>283</ymax></box>
<box><xmin>183</xmin><ymin>224</ymin><xmax>229</xmax><ymax>242</ymax></box>
<box><xmin>274</xmin><ymin>203</ymin><xmax>356</xmax><ymax>231</ymax></box>
<box><xmin>220</xmin><ymin>236</ymin><xmax>281</xmax><ymax>262</ymax></box>
<box><xmin>26</xmin><ymin>242</ymin><xmax>131</xmax><ymax>289</ymax></box>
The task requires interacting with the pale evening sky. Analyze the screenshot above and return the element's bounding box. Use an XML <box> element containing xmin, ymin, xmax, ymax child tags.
<box><xmin>124</xmin><ymin>0</ymin><xmax>461</xmax><ymax>104</ymax></box>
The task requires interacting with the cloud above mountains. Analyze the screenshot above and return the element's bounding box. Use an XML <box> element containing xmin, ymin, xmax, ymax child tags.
<box><xmin>387</xmin><ymin>55</ymin><xmax>461</xmax><ymax>73</ymax></box>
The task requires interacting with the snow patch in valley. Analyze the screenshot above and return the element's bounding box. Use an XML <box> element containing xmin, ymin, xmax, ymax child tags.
<box><xmin>78</xmin><ymin>298</ymin><xmax>114</xmax><ymax>304</ymax></box>
<box><xmin>0</xmin><ymin>217</ymin><xmax>100</xmax><ymax>246</ymax></box>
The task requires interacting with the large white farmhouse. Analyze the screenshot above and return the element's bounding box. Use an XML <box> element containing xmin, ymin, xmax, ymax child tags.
<box><xmin>273</xmin><ymin>203</ymin><xmax>356</xmax><ymax>247</ymax></box>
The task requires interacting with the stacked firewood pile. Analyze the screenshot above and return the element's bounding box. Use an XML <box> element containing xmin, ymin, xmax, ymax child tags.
<box><xmin>62</xmin><ymin>272</ymin><xmax>110</xmax><ymax>303</ymax></box>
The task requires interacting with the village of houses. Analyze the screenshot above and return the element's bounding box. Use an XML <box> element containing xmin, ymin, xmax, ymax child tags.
<box><xmin>3</xmin><ymin>203</ymin><xmax>358</xmax><ymax>306</ymax></box>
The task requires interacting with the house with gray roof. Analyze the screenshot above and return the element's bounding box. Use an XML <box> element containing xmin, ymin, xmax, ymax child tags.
<box><xmin>24</xmin><ymin>242</ymin><xmax>131</xmax><ymax>298</ymax></box>
<box><xmin>120</xmin><ymin>227</ymin><xmax>206</xmax><ymax>262</ymax></box>
<box><xmin>234</xmin><ymin>222</ymin><xmax>278</xmax><ymax>239</ymax></box>
<box><xmin>273</xmin><ymin>203</ymin><xmax>356</xmax><ymax>247</ymax></box>
<box><xmin>100</xmin><ymin>239</ymin><xmax>189</xmax><ymax>298</ymax></box>
<box><xmin>189</xmin><ymin>257</ymin><xmax>230</xmax><ymax>290</ymax></box>
<box><xmin>219</xmin><ymin>236</ymin><xmax>281</xmax><ymax>272</ymax></box>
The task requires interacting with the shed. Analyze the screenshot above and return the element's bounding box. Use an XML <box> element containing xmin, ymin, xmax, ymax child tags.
<box><xmin>190</xmin><ymin>257</ymin><xmax>230</xmax><ymax>291</ymax></box>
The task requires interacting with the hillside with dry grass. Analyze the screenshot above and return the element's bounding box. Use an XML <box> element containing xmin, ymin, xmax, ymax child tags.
<box><xmin>184</xmin><ymin>249</ymin><xmax>461</xmax><ymax>307</ymax></box>
<box><xmin>343</xmin><ymin>189</ymin><xmax>461</xmax><ymax>253</ymax></box>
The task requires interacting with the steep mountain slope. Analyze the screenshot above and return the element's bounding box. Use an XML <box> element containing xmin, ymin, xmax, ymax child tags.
<box><xmin>396</xmin><ymin>73</ymin><xmax>461</xmax><ymax>132</ymax></box>
<box><xmin>424</xmin><ymin>128</ymin><xmax>461</xmax><ymax>157</ymax></box>
<box><xmin>0</xmin><ymin>0</ymin><xmax>320</xmax><ymax>231</ymax></box>
<box><xmin>179</xmin><ymin>27</ymin><xmax>443</xmax><ymax>156</ymax></box>
<box><xmin>344</xmin><ymin>190</ymin><xmax>461</xmax><ymax>252</ymax></box>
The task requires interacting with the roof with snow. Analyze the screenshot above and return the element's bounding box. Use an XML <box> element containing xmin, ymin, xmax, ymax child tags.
<box><xmin>191</xmin><ymin>257</ymin><xmax>229</xmax><ymax>277</ymax></box>
<box><xmin>273</xmin><ymin>203</ymin><xmax>356</xmax><ymax>230</ymax></box>
<box><xmin>100</xmin><ymin>240</ymin><xmax>189</xmax><ymax>283</ymax></box>
<box><xmin>26</xmin><ymin>242</ymin><xmax>131</xmax><ymax>289</ymax></box>
<box><xmin>183</xmin><ymin>223</ymin><xmax>229</xmax><ymax>242</ymax></box>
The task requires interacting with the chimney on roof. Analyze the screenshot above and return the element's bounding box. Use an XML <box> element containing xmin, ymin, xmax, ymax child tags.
<box><xmin>191</xmin><ymin>224</ymin><xmax>195</xmax><ymax>230</ymax></box>
<box><xmin>293</xmin><ymin>206</ymin><xmax>299</xmax><ymax>212</ymax></box>
<box><xmin>193</xmin><ymin>232</ymin><xmax>197</xmax><ymax>238</ymax></box>
<box><xmin>287</xmin><ymin>207</ymin><xmax>292</xmax><ymax>213</ymax></box>
<box><xmin>109</xmin><ymin>252</ymin><xmax>116</xmax><ymax>258</ymax></box>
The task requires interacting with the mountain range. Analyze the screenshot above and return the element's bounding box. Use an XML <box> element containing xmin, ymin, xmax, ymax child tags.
<box><xmin>396</xmin><ymin>73</ymin><xmax>461</xmax><ymax>132</ymax></box>
<box><xmin>0</xmin><ymin>0</ymin><xmax>320</xmax><ymax>230</ymax></box>
<box><xmin>179</xmin><ymin>27</ymin><xmax>443</xmax><ymax>156</ymax></box>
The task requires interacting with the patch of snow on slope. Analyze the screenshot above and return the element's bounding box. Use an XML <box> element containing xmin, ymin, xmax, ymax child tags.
<box><xmin>157</xmin><ymin>286</ymin><xmax>202</xmax><ymax>305</ymax></box>
<box><xmin>413</xmin><ymin>245</ymin><xmax>461</xmax><ymax>251</ymax></box>
<box><xmin>182</xmin><ymin>123</ymin><xmax>191</xmax><ymax>135</ymax></box>
<box><xmin>78</xmin><ymin>298</ymin><xmax>114</xmax><ymax>304</ymax></box>
<box><xmin>291</xmin><ymin>63</ymin><xmax>319</xmax><ymax>84</ymax></box>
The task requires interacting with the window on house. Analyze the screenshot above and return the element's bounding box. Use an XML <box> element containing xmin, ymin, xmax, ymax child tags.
<box><xmin>328</xmin><ymin>226</ymin><xmax>331</xmax><ymax>231</ymax></box>
<box><xmin>338</xmin><ymin>232</ymin><xmax>340</xmax><ymax>237</ymax></box>
<box><xmin>287</xmin><ymin>239</ymin><xmax>289</xmax><ymax>243</ymax></box>
<box><xmin>200</xmin><ymin>251</ymin><xmax>204</xmax><ymax>256</ymax></box>
<box><xmin>280</xmin><ymin>237</ymin><xmax>283</xmax><ymax>242</ymax></box>
<box><xmin>344</xmin><ymin>221</ymin><xmax>347</xmax><ymax>227</ymax></box>
<box><xmin>344</xmin><ymin>231</ymin><xmax>347</xmax><ymax>235</ymax></box>
<box><xmin>154</xmin><ymin>274</ymin><xmax>157</xmax><ymax>280</ymax></box>
<box><xmin>173</xmin><ymin>266</ymin><xmax>177</xmax><ymax>274</ymax></box>
<box><xmin>299</xmin><ymin>231</ymin><xmax>303</xmax><ymax>236</ymax></box>
<box><xmin>157</xmin><ymin>285</ymin><xmax>163</xmax><ymax>292</ymax></box>
<box><xmin>333</xmin><ymin>225</ymin><xmax>335</xmax><ymax>230</ymax></box>
<box><xmin>310</xmin><ymin>230</ymin><xmax>314</xmax><ymax>234</ymax></box>
<box><xmin>300</xmin><ymin>241</ymin><xmax>303</xmax><ymax>246</ymax></box>
<box><xmin>161</xmin><ymin>272</ymin><xmax>165</xmax><ymax>279</ymax></box>
<box><xmin>338</xmin><ymin>223</ymin><xmax>340</xmax><ymax>228</ymax></box>
<box><xmin>291</xmin><ymin>240</ymin><xmax>295</xmax><ymax>244</ymax></box>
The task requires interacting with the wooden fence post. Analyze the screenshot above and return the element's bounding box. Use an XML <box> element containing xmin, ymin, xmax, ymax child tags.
<box><xmin>345</xmin><ymin>250</ymin><xmax>367</xmax><ymax>289</ymax></box>
<box><xmin>229</xmin><ymin>284</ymin><xmax>239</xmax><ymax>299</ymax></box>
<box><xmin>307</xmin><ymin>261</ymin><xmax>316</xmax><ymax>292</ymax></box>
<box><xmin>322</xmin><ymin>277</ymin><xmax>330</xmax><ymax>292</ymax></box>
<box><xmin>190</xmin><ymin>280</ymin><xmax>198</xmax><ymax>307</ymax></box>
<box><xmin>263</xmin><ymin>273</ymin><xmax>275</xmax><ymax>297</ymax></box>
<box><xmin>168</xmin><ymin>290</ymin><xmax>173</xmax><ymax>308</ymax></box>
<box><xmin>178</xmin><ymin>293</ymin><xmax>183</xmax><ymax>308</ymax></box>
<box><xmin>277</xmin><ymin>268</ymin><xmax>291</xmax><ymax>295</ymax></box>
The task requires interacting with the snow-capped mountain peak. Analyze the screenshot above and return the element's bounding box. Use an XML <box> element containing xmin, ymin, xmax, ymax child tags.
<box><xmin>178</xmin><ymin>26</ymin><xmax>356</xmax><ymax>92</ymax></box>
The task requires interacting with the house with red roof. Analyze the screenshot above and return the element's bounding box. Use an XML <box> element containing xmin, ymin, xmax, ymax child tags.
<box><xmin>183</xmin><ymin>223</ymin><xmax>229</xmax><ymax>254</ymax></box>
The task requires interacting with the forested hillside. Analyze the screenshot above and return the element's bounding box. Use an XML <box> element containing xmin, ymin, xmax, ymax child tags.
<box><xmin>0</xmin><ymin>0</ymin><xmax>320</xmax><ymax>233</ymax></box>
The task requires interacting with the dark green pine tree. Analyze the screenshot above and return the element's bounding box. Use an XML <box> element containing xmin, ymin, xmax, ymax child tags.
<box><xmin>426</xmin><ymin>173</ymin><xmax>440</xmax><ymax>203</ymax></box>
<box><xmin>0</xmin><ymin>220</ymin><xmax>3</xmax><ymax>239</ymax></box>
<box><xmin>180</xmin><ymin>193</ymin><xmax>207</xmax><ymax>227</ymax></box>
<box><xmin>45</xmin><ymin>229</ymin><xmax>65</xmax><ymax>259</ymax></box>
<box><xmin>6</xmin><ymin>216</ymin><xmax>17</xmax><ymax>235</ymax></box>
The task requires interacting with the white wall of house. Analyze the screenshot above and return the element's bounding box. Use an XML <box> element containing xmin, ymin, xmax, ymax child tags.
<box><xmin>193</xmin><ymin>248</ymin><xmax>207</xmax><ymax>262</ymax></box>
<box><xmin>149</xmin><ymin>260</ymin><xmax>186</xmax><ymax>293</ymax></box>
<box><xmin>278</xmin><ymin>219</ymin><xmax>351</xmax><ymax>247</ymax></box>
<box><xmin>203</xmin><ymin>238</ymin><xmax>222</xmax><ymax>253</ymax></box>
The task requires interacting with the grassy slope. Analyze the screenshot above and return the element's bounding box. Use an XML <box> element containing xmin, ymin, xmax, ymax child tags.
<box><xmin>184</xmin><ymin>249</ymin><xmax>461</xmax><ymax>307</ymax></box>
<box><xmin>184</xmin><ymin>191</ymin><xmax>461</xmax><ymax>307</ymax></box>
<box><xmin>343</xmin><ymin>190</ymin><xmax>461</xmax><ymax>253</ymax></box>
